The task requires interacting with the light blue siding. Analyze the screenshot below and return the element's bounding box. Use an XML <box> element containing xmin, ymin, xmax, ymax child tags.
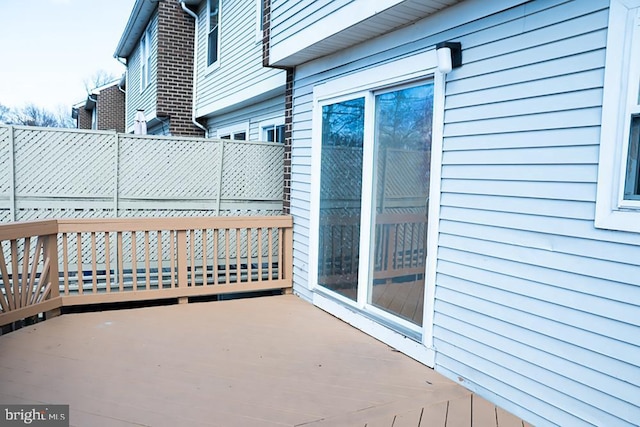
<box><xmin>125</xmin><ymin>11</ymin><xmax>158</xmax><ymax>131</ymax></box>
<box><xmin>193</xmin><ymin>0</ymin><xmax>285</xmax><ymax>117</ymax></box>
<box><xmin>287</xmin><ymin>0</ymin><xmax>640</xmax><ymax>425</ymax></box>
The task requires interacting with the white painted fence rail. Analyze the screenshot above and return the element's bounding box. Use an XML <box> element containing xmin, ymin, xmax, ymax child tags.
<box><xmin>0</xmin><ymin>125</ymin><xmax>284</xmax><ymax>223</ymax></box>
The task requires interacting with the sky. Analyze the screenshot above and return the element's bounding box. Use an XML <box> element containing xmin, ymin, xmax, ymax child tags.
<box><xmin>0</xmin><ymin>0</ymin><xmax>135</xmax><ymax>113</ymax></box>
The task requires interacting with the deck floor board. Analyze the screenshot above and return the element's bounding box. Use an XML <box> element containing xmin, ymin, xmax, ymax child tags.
<box><xmin>0</xmin><ymin>295</ymin><xmax>528</xmax><ymax>426</ymax></box>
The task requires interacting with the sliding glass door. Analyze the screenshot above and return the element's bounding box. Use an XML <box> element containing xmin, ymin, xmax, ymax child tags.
<box><xmin>317</xmin><ymin>80</ymin><xmax>434</xmax><ymax>332</ymax></box>
<box><xmin>370</xmin><ymin>84</ymin><xmax>433</xmax><ymax>326</ymax></box>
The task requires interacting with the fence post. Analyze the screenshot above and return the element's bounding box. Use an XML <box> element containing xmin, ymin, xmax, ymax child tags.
<box><xmin>215</xmin><ymin>140</ymin><xmax>225</xmax><ymax>215</ymax></box>
<box><xmin>8</xmin><ymin>126</ymin><xmax>15</xmax><ymax>222</ymax></box>
<box><xmin>114</xmin><ymin>132</ymin><xmax>120</xmax><ymax>218</ymax></box>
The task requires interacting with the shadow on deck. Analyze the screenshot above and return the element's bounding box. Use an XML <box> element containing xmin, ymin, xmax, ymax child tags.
<box><xmin>0</xmin><ymin>295</ymin><xmax>531</xmax><ymax>426</ymax></box>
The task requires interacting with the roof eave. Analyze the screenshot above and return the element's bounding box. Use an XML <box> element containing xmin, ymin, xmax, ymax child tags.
<box><xmin>114</xmin><ymin>0</ymin><xmax>156</xmax><ymax>59</ymax></box>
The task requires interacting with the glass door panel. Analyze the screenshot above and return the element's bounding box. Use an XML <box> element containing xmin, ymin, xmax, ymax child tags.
<box><xmin>369</xmin><ymin>83</ymin><xmax>433</xmax><ymax>325</ymax></box>
<box><xmin>317</xmin><ymin>98</ymin><xmax>365</xmax><ymax>301</ymax></box>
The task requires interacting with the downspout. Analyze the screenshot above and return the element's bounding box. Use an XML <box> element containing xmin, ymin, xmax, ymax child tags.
<box><xmin>180</xmin><ymin>1</ymin><xmax>209</xmax><ymax>137</ymax></box>
<box><xmin>116</xmin><ymin>57</ymin><xmax>128</xmax><ymax>133</ymax></box>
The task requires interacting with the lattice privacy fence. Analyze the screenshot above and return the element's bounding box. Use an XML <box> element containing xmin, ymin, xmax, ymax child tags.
<box><xmin>0</xmin><ymin>125</ymin><xmax>284</xmax><ymax>223</ymax></box>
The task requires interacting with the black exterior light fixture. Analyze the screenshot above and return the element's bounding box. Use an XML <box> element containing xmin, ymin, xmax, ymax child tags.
<box><xmin>436</xmin><ymin>41</ymin><xmax>462</xmax><ymax>74</ymax></box>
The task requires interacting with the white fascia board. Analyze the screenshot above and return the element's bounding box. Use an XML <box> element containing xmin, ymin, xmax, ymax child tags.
<box><xmin>270</xmin><ymin>0</ymin><xmax>404</xmax><ymax>66</ymax></box>
<box><xmin>282</xmin><ymin>0</ymin><xmax>529</xmax><ymax>71</ymax></box>
<box><xmin>196</xmin><ymin>72</ymin><xmax>286</xmax><ymax>118</ymax></box>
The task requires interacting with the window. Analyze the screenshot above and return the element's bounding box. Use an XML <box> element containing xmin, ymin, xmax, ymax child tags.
<box><xmin>208</xmin><ymin>0</ymin><xmax>220</xmax><ymax>66</ymax></box>
<box><xmin>595</xmin><ymin>0</ymin><xmax>640</xmax><ymax>232</ymax></box>
<box><xmin>218</xmin><ymin>123</ymin><xmax>248</xmax><ymax>140</ymax></box>
<box><xmin>260</xmin><ymin>119</ymin><xmax>285</xmax><ymax>142</ymax></box>
<box><xmin>140</xmin><ymin>24</ymin><xmax>152</xmax><ymax>91</ymax></box>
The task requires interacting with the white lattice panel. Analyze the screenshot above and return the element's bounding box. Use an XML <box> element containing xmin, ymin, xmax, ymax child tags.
<box><xmin>119</xmin><ymin>136</ymin><xmax>220</xmax><ymax>199</ymax></box>
<box><xmin>0</xmin><ymin>127</ymin><xmax>10</xmax><ymax>196</ymax></box>
<box><xmin>0</xmin><ymin>127</ymin><xmax>284</xmax><ymax>224</ymax></box>
<box><xmin>221</xmin><ymin>142</ymin><xmax>284</xmax><ymax>200</ymax></box>
<box><xmin>13</xmin><ymin>128</ymin><xmax>115</xmax><ymax>197</ymax></box>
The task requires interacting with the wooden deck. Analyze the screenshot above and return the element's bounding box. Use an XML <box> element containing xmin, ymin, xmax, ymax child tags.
<box><xmin>0</xmin><ymin>295</ymin><xmax>531</xmax><ymax>426</ymax></box>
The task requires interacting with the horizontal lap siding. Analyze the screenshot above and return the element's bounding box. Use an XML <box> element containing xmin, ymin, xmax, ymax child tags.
<box><xmin>205</xmin><ymin>95</ymin><xmax>285</xmax><ymax>140</ymax></box>
<box><xmin>436</xmin><ymin>0</ymin><xmax>640</xmax><ymax>426</ymax></box>
<box><xmin>289</xmin><ymin>0</ymin><xmax>640</xmax><ymax>425</ymax></box>
<box><xmin>195</xmin><ymin>0</ymin><xmax>284</xmax><ymax>114</ymax></box>
<box><xmin>127</xmin><ymin>12</ymin><xmax>158</xmax><ymax>131</ymax></box>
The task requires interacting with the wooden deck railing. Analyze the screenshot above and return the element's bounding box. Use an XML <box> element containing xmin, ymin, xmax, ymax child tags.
<box><xmin>0</xmin><ymin>216</ymin><xmax>293</xmax><ymax>327</ymax></box>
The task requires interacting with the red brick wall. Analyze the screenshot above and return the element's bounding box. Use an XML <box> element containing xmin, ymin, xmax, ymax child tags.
<box><xmin>96</xmin><ymin>85</ymin><xmax>125</xmax><ymax>132</ymax></box>
<box><xmin>155</xmin><ymin>0</ymin><xmax>205</xmax><ymax>137</ymax></box>
<box><xmin>263</xmin><ymin>0</ymin><xmax>293</xmax><ymax>214</ymax></box>
<box><xmin>76</xmin><ymin>106</ymin><xmax>92</xmax><ymax>129</ymax></box>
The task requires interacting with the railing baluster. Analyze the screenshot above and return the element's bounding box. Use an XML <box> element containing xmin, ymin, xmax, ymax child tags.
<box><xmin>268</xmin><ymin>229</ymin><xmax>273</xmax><ymax>281</ymax></box>
<box><xmin>257</xmin><ymin>228</ymin><xmax>263</xmax><ymax>282</ymax></box>
<box><xmin>25</xmin><ymin>238</ymin><xmax>43</xmax><ymax>307</ymax></box>
<box><xmin>202</xmin><ymin>229</ymin><xmax>208</xmax><ymax>285</ymax></box>
<box><xmin>20</xmin><ymin>237</ymin><xmax>31</xmax><ymax>308</ymax></box>
<box><xmin>170</xmin><ymin>230</ymin><xmax>176</xmax><ymax>288</ymax></box>
<box><xmin>62</xmin><ymin>233</ymin><xmax>69</xmax><ymax>295</ymax></box>
<box><xmin>117</xmin><ymin>232</ymin><xmax>124</xmax><ymax>292</ymax></box>
<box><xmin>157</xmin><ymin>231</ymin><xmax>162</xmax><ymax>289</ymax></box>
<box><xmin>177</xmin><ymin>230</ymin><xmax>187</xmax><ymax>287</ymax></box>
<box><xmin>10</xmin><ymin>240</ymin><xmax>19</xmax><ymax>308</ymax></box>
<box><xmin>225</xmin><ymin>229</ymin><xmax>230</xmax><ymax>284</ymax></box>
<box><xmin>91</xmin><ymin>232</ymin><xmax>97</xmax><ymax>293</ymax></box>
<box><xmin>236</xmin><ymin>228</ymin><xmax>241</xmax><ymax>285</ymax></box>
<box><xmin>145</xmin><ymin>231</ymin><xmax>150</xmax><ymax>290</ymax></box>
<box><xmin>76</xmin><ymin>233</ymin><xmax>83</xmax><ymax>295</ymax></box>
<box><xmin>278</xmin><ymin>227</ymin><xmax>283</xmax><ymax>281</ymax></box>
<box><xmin>190</xmin><ymin>229</ymin><xmax>195</xmax><ymax>287</ymax></box>
<box><xmin>105</xmin><ymin>232</ymin><xmax>111</xmax><ymax>293</ymax></box>
<box><xmin>131</xmin><ymin>231</ymin><xmax>137</xmax><ymax>291</ymax></box>
<box><xmin>213</xmin><ymin>229</ymin><xmax>219</xmax><ymax>285</ymax></box>
<box><xmin>247</xmin><ymin>228</ymin><xmax>252</xmax><ymax>283</ymax></box>
<box><xmin>0</xmin><ymin>241</ymin><xmax>13</xmax><ymax>311</ymax></box>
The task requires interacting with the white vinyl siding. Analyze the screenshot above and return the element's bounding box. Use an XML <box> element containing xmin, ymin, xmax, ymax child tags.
<box><xmin>287</xmin><ymin>0</ymin><xmax>640</xmax><ymax>425</ymax></box>
<box><xmin>206</xmin><ymin>95</ymin><xmax>285</xmax><ymax>141</ymax></box>
<box><xmin>194</xmin><ymin>0</ymin><xmax>285</xmax><ymax>118</ymax></box>
<box><xmin>125</xmin><ymin>11</ymin><xmax>158</xmax><ymax>132</ymax></box>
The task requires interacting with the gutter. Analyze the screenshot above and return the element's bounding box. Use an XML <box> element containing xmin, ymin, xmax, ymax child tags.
<box><xmin>180</xmin><ymin>0</ymin><xmax>209</xmax><ymax>137</ymax></box>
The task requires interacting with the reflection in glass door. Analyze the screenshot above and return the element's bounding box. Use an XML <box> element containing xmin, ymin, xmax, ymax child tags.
<box><xmin>317</xmin><ymin>98</ymin><xmax>365</xmax><ymax>301</ymax></box>
<box><xmin>369</xmin><ymin>83</ymin><xmax>433</xmax><ymax>326</ymax></box>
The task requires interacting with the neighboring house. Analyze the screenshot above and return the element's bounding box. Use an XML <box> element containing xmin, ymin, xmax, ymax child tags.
<box><xmin>114</xmin><ymin>0</ymin><xmax>286</xmax><ymax>140</ymax></box>
<box><xmin>72</xmin><ymin>79</ymin><xmax>125</xmax><ymax>132</ymax></box>
<box><xmin>266</xmin><ymin>0</ymin><xmax>640</xmax><ymax>426</ymax></box>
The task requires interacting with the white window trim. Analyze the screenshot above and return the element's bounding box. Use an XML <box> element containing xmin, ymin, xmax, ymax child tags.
<box><xmin>206</xmin><ymin>0</ymin><xmax>222</xmax><ymax>73</ymax></box>
<box><xmin>259</xmin><ymin>117</ymin><xmax>285</xmax><ymax>142</ymax></box>
<box><xmin>217</xmin><ymin>122</ymin><xmax>249</xmax><ymax>140</ymax></box>
<box><xmin>595</xmin><ymin>0</ymin><xmax>640</xmax><ymax>232</ymax></box>
<box><xmin>308</xmin><ymin>49</ymin><xmax>445</xmax><ymax>365</ymax></box>
<box><xmin>255</xmin><ymin>0</ymin><xmax>263</xmax><ymax>43</ymax></box>
<box><xmin>140</xmin><ymin>23</ymin><xmax>152</xmax><ymax>93</ymax></box>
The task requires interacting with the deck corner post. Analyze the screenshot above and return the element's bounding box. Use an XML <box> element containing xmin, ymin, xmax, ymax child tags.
<box><xmin>283</xmin><ymin>218</ymin><xmax>293</xmax><ymax>288</ymax></box>
<box><xmin>45</xmin><ymin>232</ymin><xmax>60</xmax><ymax>299</ymax></box>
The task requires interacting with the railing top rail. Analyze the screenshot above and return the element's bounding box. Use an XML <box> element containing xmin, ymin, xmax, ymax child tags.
<box><xmin>56</xmin><ymin>216</ymin><xmax>292</xmax><ymax>233</ymax></box>
<box><xmin>0</xmin><ymin>220</ymin><xmax>59</xmax><ymax>241</ymax></box>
